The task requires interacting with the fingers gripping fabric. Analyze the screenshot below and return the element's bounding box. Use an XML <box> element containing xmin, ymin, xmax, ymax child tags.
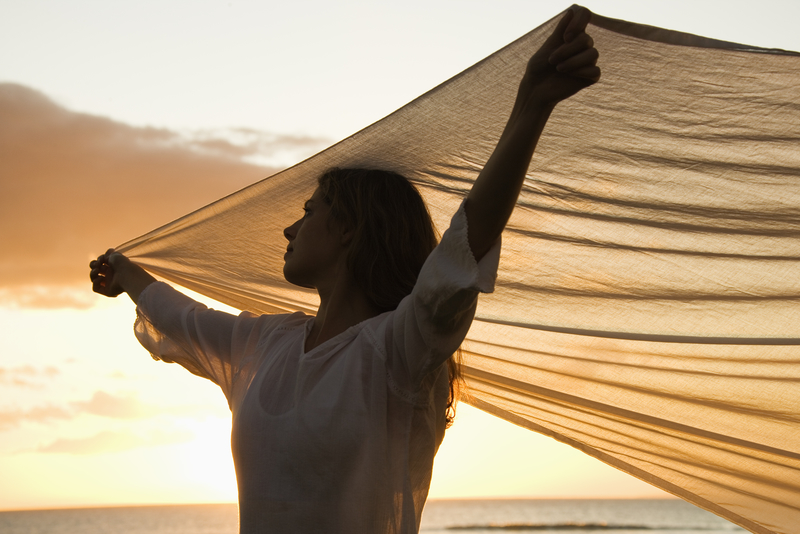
<box><xmin>118</xmin><ymin>10</ymin><xmax>800</xmax><ymax>534</ymax></box>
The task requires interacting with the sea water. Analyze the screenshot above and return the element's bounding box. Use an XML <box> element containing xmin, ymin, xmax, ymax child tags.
<box><xmin>0</xmin><ymin>499</ymin><xmax>747</xmax><ymax>533</ymax></box>
<box><xmin>421</xmin><ymin>499</ymin><xmax>746</xmax><ymax>533</ymax></box>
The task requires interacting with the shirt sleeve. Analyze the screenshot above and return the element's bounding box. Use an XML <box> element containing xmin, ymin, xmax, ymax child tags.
<box><xmin>384</xmin><ymin>199</ymin><xmax>500</xmax><ymax>394</ymax></box>
<box><xmin>134</xmin><ymin>281</ymin><xmax>268</xmax><ymax>403</ymax></box>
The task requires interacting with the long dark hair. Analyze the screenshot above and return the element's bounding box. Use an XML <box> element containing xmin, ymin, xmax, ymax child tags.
<box><xmin>318</xmin><ymin>167</ymin><xmax>463</xmax><ymax>426</ymax></box>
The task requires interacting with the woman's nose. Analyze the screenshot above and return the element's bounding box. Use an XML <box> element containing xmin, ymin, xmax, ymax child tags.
<box><xmin>284</xmin><ymin>219</ymin><xmax>300</xmax><ymax>240</ymax></box>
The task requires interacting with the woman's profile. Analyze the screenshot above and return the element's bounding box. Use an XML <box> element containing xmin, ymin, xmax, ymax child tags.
<box><xmin>89</xmin><ymin>7</ymin><xmax>600</xmax><ymax>533</ymax></box>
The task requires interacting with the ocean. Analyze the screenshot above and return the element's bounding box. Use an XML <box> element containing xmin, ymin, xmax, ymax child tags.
<box><xmin>0</xmin><ymin>499</ymin><xmax>747</xmax><ymax>533</ymax></box>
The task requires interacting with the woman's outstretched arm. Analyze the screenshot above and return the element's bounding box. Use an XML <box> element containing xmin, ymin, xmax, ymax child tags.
<box><xmin>464</xmin><ymin>6</ymin><xmax>600</xmax><ymax>261</ymax></box>
<box><xmin>89</xmin><ymin>249</ymin><xmax>156</xmax><ymax>304</ymax></box>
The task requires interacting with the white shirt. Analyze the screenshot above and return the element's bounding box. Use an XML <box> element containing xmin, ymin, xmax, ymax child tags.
<box><xmin>134</xmin><ymin>203</ymin><xmax>500</xmax><ymax>533</ymax></box>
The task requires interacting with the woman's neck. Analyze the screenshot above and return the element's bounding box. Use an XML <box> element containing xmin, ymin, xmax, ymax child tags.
<box><xmin>306</xmin><ymin>276</ymin><xmax>380</xmax><ymax>352</ymax></box>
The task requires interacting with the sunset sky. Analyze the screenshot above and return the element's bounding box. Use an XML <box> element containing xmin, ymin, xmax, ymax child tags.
<box><xmin>2</xmin><ymin>0</ymin><xmax>799</xmax><ymax>512</ymax></box>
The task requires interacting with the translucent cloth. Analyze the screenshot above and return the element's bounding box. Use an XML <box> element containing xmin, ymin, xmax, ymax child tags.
<box><xmin>117</xmin><ymin>10</ymin><xmax>800</xmax><ymax>534</ymax></box>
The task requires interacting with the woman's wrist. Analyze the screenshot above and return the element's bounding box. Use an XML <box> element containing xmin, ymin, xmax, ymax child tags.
<box><xmin>110</xmin><ymin>254</ymin><xmax>156</xmax><ymax>304</ymax></box>
<box><xmin>508</xmin><ymin>92</ymin><xmax>555</xmax><ymax>135</ymax></box>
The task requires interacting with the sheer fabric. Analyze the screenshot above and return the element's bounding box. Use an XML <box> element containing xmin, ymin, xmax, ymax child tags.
<box><xmin>117</xmin><ymin>9</ymin><xmax>800</xmax><ymax>534</ymax></box>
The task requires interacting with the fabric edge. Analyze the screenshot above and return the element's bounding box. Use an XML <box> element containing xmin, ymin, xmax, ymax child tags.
<box><xmin>116</xmin><ymin>11</ymin><xmax>568</xmax><ymax>258</ymax></box>
<box><xmin>591</xmin><ymin>12</ymin><xmax>800</xmax><ymax>56</ymax></box>
<box><xmin>130</xmin><ymin>265</ymin><xmax>318</xmax><ymax>316</ymax></box>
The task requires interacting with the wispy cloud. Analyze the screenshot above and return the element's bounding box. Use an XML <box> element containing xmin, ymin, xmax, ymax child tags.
<box><xmin>181</xmin><ymin>128</ymin><xmax>329</xmax><ymax>168</ymax></box>
<box><xmin>34</xmin><ymin>429</ymin><xmax>194</xmax><ymax>455</ymax></box>
<box><xmin>0</xmin><ymin>83</ymin><xmax>330</xmax><ymax>308</ymax></box>
<box><xmin>0</xmin><ymin>390</ymin><xmax>223</xmax><ymax>431</ymax></box>
<box><xmin>70</xmin><ymin>390</ymin><xmax>159</xmax><ymax>420</ymax></box>
<box><xmin>0</xmin><ymin>365</ymin><xmax>60</xmax><ymax>388</ymax></box>
<box><xmin>0</xmin><ymin>405</ymin><xmax>72</xmax><ymax>431</ymax></box>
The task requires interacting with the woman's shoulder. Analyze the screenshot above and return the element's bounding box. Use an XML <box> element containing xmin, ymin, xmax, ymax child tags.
<box><xmin>247</xmin><ymin>310</ymin><xmax>312</xmax><ymax>333</ymax></box>
<box><xmin>353</xmin><ymin>308</ymin><xmax>398</xmax><ymax>355</ymax></box>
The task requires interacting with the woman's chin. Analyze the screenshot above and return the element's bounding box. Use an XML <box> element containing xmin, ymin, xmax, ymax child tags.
<box><xmin>282</xmin><ymin>265</ymin><xmax>314</xmax><ymax>290</ymax></box>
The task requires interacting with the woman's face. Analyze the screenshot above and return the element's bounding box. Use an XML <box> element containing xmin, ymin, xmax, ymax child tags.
<box><xmin>282</xmin><ymin>188</ymin><xmax>347</xmax><ymax>289</ymax></box>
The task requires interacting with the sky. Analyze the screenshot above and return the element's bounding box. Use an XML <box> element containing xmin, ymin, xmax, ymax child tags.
<box><xmin>1</xmin><ymin>0</ymin><xmax>799</xmax><ymax>512</ymax></box>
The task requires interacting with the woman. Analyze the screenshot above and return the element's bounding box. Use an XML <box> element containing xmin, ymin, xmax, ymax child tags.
<box><xmin>90</xmin><ymin>7</ymin><xmax>600</xmax><ymax>533</ymax></box>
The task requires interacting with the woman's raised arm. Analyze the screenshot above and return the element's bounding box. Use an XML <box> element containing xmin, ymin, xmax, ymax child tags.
<box><xmin>464</xmin><ymin>6</ymin><xmax>600</xmax><ymax>261</ymax></box>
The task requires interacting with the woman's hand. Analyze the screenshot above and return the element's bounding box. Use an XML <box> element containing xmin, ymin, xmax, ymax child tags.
<box><xmin>89</xmin><ymin>249</ymin><xmax>156</xmax><ymax>303</ymax></box>
<box><xmin>516</xmin><ymin>5</ymin><xmax>600</xmax><ymax>112</ymax></box>
<box><xmin>90</xmin><ymin>249</ymin><xmax>126</xmax><ymax>297</ymax></box>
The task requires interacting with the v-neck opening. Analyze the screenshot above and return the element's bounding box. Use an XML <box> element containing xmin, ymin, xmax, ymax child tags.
<box><xmin>302</xmin><ymin>316</ymin><xmax>359</xmax><ymax>356</ymax></box>
<box><xmin>301</xmin><ymin>311</ymin><xmax>391</xmax><ymax>356</ymax></box>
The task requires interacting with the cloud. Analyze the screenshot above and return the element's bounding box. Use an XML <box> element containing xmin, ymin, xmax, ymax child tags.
<box><xmin>71</xmin><ymin>390</ymin><xmax>159</xmax><ymax>420</ymax></box>
<box><xmin>68</xmin><ymin>390</ymin><xmax>226</xmax><ymax>420</ymax></box>
<box><xmin>184</xmin><ymin>128</ymin><xmax>329</xmax><ymax>168</ymax></box>
<box><xmin>0</xmin><ymin>405</ymin><xmax>72</xmax><ymax>431</ymax></box>
<box><xmin>0</xmin><ymin>365</ymin><xmax>60</xmax><ymax>388</ymax></box>
<box><xmin>34</xmin><ymin>429</ymin><xmax>194</xmax><ymax>455</ymax></box>
<box><xmin>0</xmin><ymin>83</ymin><xmax>330</xmax><ymax>308</ymax></box>
<box><xmin>0</xmin><ymin>390</ymin><xmax>225</xmax><ymax>431</ymax></box>
<box><xmin>0</xmin><ymin>286</ymin><xmax>97</xmax><ymax>309</ymax></box>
